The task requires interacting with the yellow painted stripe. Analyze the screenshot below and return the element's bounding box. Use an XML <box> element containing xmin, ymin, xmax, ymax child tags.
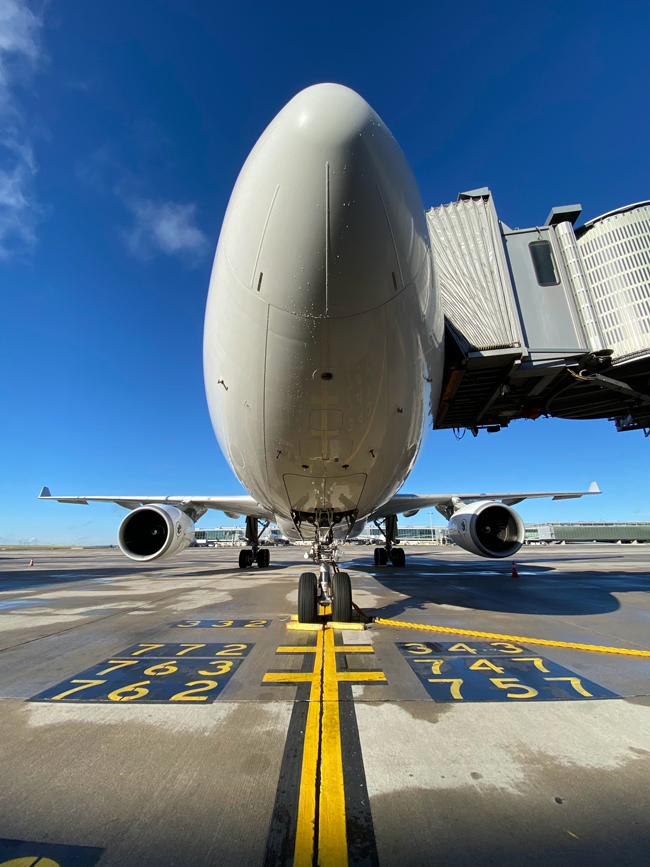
<box><xmin>276</xmin><ymin>646</ymin><xmax>318</xmax><ymax>653</ymax></box>
<box><xmin>373</xmin><ymin>619</ymin><xmax>650</xmax><ymax>657</ymax></box>
<box><xmin>286</xmin><ymin>622</ymin><xmax>324</xmax><ymax>632</ymax></box>
<box><xmin>319</xmin><ymin>699</ymin><xmax>348</xmax><ymax>867</ymax></box>
<box><xmin>277</xmin><ymin>640</ymin><xmax>376</xmax><ymax>653</ymax></box>
<box><xmin>331</xmin><ymin>645</ymin><xmax>375</xmax><ymax>654</ymax></box>
<box><xmin>293</xmin><ymin>630</ymin><xmax>324</xmax><ymax>867</ymax></box>
<box><xmin>319</xmin><ymin>627</ymin><xmax>348</xmax><ymax>867</ymax></box>
<box><xmin>335</xmin><ymin>671</ymin><xmax>387</xmax><ymax>682</ymax></box>
<box><xmin>281</xmin><ymin>622</ymin><xmax>384</xmax><ymax>865</ymax></box>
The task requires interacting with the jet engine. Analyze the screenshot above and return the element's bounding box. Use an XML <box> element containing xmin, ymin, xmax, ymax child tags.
<box><xmin>118</xmin><ymin>504</ymin><xmax>195</xmax><ymax>561</ymax></box>
<box><xmin>448</xmin><ymin>501</ymin><xmax>524</xmax><ymax>558</ymax></box>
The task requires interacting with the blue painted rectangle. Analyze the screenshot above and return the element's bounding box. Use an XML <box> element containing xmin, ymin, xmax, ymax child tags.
<box><xmin>30</xmin><ymin>649</ymin><xmax>251</xmax><ymax>703</ymax></box>
<box><xmin>173</xmin><ymin>618</ymin><xmax>272</xmax><ymax>628</ymax></box>
<box><xmin>0</xmin><ymin>837</ymin><xmax>103</xmax><ymax>866</ymax></box>
<box><xmin>396</xmin><ymin>642</ymin><xmax>618</xmax><ymax>702</ymax></box>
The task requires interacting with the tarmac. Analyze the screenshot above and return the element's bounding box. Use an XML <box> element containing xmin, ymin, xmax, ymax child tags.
<box><xmin>0</xmin><ymin>543</ymin><xmax>648</xmax><ymax>867</ymax></box>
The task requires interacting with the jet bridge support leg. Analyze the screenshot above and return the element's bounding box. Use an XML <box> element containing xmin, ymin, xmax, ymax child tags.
<box><xmin>238</xmin><ymin>516</ymin><xmax>270</xmax><ymax>569</ymax></box>
<box><xmin>373</xmin><ymin>515</ymin><xmax>405</xmax><ymax>567</ymax></box>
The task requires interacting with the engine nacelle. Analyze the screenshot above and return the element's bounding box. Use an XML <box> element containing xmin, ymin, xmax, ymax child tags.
<box><xmin>448</xmin><ymin>501</ymin><xmax>524</xmax><ymax>558</ymax></box>
<box><xmin>118</xmin><ymin>505</ymin><xmax>195</xmax><ymax>562</ymax></box>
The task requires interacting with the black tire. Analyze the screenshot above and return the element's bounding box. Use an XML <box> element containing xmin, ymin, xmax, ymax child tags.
<box><xmin>239</xmin><ymin>549</ymin><xmax>253</xmax><ymax>569</ymax></box>
<box><xmin>374</xmin><ymin>547</ymin><xmax>387</xmax><ymax>566</ymax></box>
<box><xmin>256</xmin><ymin>548</ymin><xmax>270</xmax><ymax>568</ymax></box>
<box><xmin>391</xmin><ymin>547</ymin><xmax>405</xmax><ymax>567</ymax></box>
<box><xmin>332</xmin><ymin>571</ymin><xmax>352</xmax><ymax>623</ymax></box>
<box><xmin>298</xmin><ymin>572</ymin><xmax>318</xmax><ymax>623</ymax></box>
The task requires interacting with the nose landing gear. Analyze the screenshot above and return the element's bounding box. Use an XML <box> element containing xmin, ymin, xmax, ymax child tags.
<box><xmin>297</xmin><ymin>563</ymin><xmax>353</xmax><ymax>623</ymax></box>
<box><xmin>298</xmin><ymin>571</ymin><xmax>318</xmax><ymax>623</ymax></box>
<box><xmin>331</xmin><ymin>570</ymin><xmax>352</xmax><ymax>622</ymax></box>
<box><xmin>295</xmin><ymin>510</ymin><xmax>355</xmax><ymax>624</ymax></box>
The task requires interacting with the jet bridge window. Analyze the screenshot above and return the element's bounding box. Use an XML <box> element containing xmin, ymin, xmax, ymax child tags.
<box><xmin>529</xmin><ymin>240</ymin><xmax>560</xmax><ymax>286</ymax></box>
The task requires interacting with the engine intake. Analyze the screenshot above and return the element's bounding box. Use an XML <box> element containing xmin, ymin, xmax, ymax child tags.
<box><xmin>118</xmin><ymin>505</ymin><xmax>195</xmax><ymax>561</ymax></box>
<box><xmin>448</xmin><ymin>501</ymin><xmax>524</xmax><ymax>558</ymax></box>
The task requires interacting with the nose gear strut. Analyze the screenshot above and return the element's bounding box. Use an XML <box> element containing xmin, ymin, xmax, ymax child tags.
<box><xmin>293</xmin><ymin>509</ymin><xmax>355</xmax><ymax>623</ymax></box>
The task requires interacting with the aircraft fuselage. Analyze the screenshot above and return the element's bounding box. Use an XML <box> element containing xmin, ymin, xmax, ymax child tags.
<box><xmin>204</xmin><ymin>84</ymin><xmax>444</xmax><ymax>537</ymax></box>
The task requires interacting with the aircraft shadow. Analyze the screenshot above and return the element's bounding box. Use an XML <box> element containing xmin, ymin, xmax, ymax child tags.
<box><xmin>346</xmin><ymin>555</ymin><xmax>649</xmax><ymax>616</ymax></box>
<box><xmin>0</xmin><ymin>562</ymin><xmax>291</xmax><ymax>594</ymax></box>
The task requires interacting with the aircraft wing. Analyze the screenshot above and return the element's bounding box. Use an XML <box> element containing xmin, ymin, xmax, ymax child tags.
<box><xmin>370</xmin><ymin>482</ymin><xmax>601</xmax><ymax>518</ymax></box>
<box><xmin>38</xmin><ymin>487</ymin><xmax>274</xmax><ymax>521</ymax></box>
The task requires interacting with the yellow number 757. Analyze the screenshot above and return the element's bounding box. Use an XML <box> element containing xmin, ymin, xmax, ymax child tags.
<box><xmin>490</xmin><ymin>678</ymin><xmax>537</xmax><ymax>699</ymax></box>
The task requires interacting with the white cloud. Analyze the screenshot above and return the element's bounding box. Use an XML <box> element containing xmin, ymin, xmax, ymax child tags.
<box><xmin>123</xmin><ymin>198</ymin><xmax>208</xmax><ymax>262</ymax></box>
<box><xmin>0</xmin><ymin>0</ymin><xmax>42</xmax><ymax>259</ymax></box>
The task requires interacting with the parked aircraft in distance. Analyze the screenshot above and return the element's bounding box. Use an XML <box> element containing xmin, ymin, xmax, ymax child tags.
<box><xmin>40</xmin><ymin>84</ymin><xmax>600</xmax><ymax>622</ymax></box>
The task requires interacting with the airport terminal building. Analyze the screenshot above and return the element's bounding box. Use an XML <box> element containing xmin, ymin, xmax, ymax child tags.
<box><xmin>195</xmin><ymin>522</ymin><xmax>650</xmax><ymax>546</ymax></box>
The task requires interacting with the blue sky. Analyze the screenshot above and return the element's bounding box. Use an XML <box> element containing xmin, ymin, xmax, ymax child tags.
<box><xmin>0</xmin><ymin>0</ymin><xmax>648</xmax><ymax>544</ymax></box>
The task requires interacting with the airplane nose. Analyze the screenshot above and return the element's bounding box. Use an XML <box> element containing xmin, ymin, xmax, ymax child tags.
<box><xmin>285</xmin><ymin>83</ymin><xmax>373</xmax><ymax>149</ymax></box>
<box><xmin>218</xmin><ymin>83</ymin><xmax>430</xmax><ymax>318</ymax></box>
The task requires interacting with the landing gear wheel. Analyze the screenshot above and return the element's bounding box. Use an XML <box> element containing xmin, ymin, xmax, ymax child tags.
<box><xmin>374</xmin><ymin>547</ymin><xmax>388</xmax><ymax>566</ymax></box>
<box><xmin>256</xmin><ymin>548</ymin><xmax>270</xmax><ymax>568</ymax></box>
<box><xmin>298</xmin><ymin>572</ymin><xmax>318</xmax><ymax>623</ymax></box>
<box><xmin>332</xmin><ymin>571</ymin><xmax>353</xmax><ymax>623</ymax></box>
<box><xmin>238</xmin><ymin>549</ymin><xmax>254</xmax><ymax>569</ymax></box>
<box><xmin>390</xmin><ymin>547</ymin><xmax>405</xmax><ymax>567</ymax></box>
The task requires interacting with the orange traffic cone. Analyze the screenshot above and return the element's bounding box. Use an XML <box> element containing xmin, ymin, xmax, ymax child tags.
<box><xmin>28</xmin><ymin>559</ymin><xmax>34</xmax><ymax>567</ymax></box>
<box><xmin>511</xmin><ymin>561</ymin><xmax>519</xmax><ymax>577</ymax></box>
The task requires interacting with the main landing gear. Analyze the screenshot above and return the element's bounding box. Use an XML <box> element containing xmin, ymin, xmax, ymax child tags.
<box><xmin>294</xmin><ymin>508</ymin><xmax>355</xmax><ymax>624</ymax></box>
<box><xmin>373</xmin><ymin>514</ymin><xmax>406</xmax><ymax>567</ymax></box>
<box><xmin>374</xmin><ymin>546</ymin><xmax>405</xmax><ymax>567</ymax></box>
<box><xmin>238</xmin><ymin>516</ymin><xmax>271</xmax><ymax>569</ymax></box>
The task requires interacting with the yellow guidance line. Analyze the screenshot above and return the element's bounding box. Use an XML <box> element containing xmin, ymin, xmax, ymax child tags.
<box><xmin>262</xmin><ymin>639</ymin><xmax>323</xmax><ymax>866</ymax></box>
<box><xmin>266</xmin><ymin>627</ymin><xmax>386</xmax><ymax>866</ymax></box>
<box><xmin>373</xmin><ymin>619</ymin><xmax>650</xmax><ymax>657</ymax></box>
<box><xmin>319</xmin><ymin>627</ymin><xmax>350</xmax><ymax>867</ymax></box>
<box><xmin>293</xmin><ymin>632</ymin><xmax>323</xmax><ymax>867</ymax></box>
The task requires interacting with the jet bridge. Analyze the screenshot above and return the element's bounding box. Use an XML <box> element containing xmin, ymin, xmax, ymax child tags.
<box><xmin>427</xmin><ymin>190</ymin><xmax>650</xmax><ymax>434</ymax></box>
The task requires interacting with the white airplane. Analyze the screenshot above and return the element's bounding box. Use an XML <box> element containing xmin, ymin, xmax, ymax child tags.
<box><xmin>40</xmin><ymin>84</ymin><xmax>600</xmax><ymax>623</ymax></box>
